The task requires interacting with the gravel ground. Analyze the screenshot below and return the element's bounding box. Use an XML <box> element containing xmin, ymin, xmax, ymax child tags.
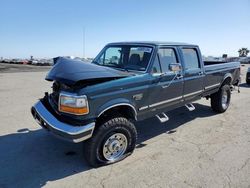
<box><xmin>0</xmin><ymin>64</ymin><xmax>249</xmax><ymax>188</ymax></box>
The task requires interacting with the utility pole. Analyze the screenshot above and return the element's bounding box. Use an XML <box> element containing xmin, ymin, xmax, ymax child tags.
<box><xmin>83</xmin><ymin>26</ymin><xmax>85</xmax><ymax>59</ymax></box>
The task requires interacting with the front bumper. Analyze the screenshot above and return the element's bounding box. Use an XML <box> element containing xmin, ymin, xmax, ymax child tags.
<box><xmin>31</xmin><ymin>101</ymin><xmax>95</xmax><ymax>143</ymax></box>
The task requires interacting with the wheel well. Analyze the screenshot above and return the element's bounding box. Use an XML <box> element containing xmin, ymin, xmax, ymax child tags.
<box><xmin>222</xmin><ymin>77</ymin><xmax>232</xmax><ymax>86</ymax></box>
<box><xmin>96</xmin><ymin>105</ymin><xmax>136</xmax><ymax>126</ymax></box>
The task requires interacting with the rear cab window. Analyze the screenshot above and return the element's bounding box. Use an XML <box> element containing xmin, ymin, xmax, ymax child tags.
<box><xmin>181</xmin><ymin>48</ymin><xmax>200</xmax><ymax>70</ymax></box>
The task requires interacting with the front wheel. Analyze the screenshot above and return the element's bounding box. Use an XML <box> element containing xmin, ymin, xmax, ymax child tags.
<box><xmin>84</xmin><ymin>117</ymin><xmax>137</xmax><ymax>167</ymax></box>
<box><xmin>211</xmin><ymin>84</ymin><xmax>231</xmax><ymax>113</ymax></box>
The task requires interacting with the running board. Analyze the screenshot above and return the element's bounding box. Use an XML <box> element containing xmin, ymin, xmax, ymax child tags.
<box><xmin>156</xmin><ymin>113</ymin><xmax>169</xmax><ymax>123</ymax></box>
<box><xmin>185</xmin><ymin>103</ymin><xmax>195</xmax><ymax>111</ymax></box>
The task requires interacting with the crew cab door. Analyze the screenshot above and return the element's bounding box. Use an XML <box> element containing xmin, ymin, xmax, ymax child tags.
<box><xmin>147</xmin><ymin>47</ymin><xmax>184</xmax><ymax>111</ymax></box>
<box><xmin>180</xmin><ymin>47</ymin><xmax>204</xmax><ymax>101</ymax></box>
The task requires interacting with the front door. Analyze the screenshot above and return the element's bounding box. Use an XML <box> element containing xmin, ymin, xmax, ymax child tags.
<box><xmin>147</xmin><ymin>47</ymin><xmax>184</xmax><ymax>111</ymax></box>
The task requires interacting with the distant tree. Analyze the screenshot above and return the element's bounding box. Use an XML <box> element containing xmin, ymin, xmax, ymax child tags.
<box><xmin>238</xmin><ymin>48</ymin><xmax>249</xmax><ymax>57</ymax></box>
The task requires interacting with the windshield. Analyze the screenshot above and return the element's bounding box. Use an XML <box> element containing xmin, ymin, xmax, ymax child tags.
<box><xmin>93</xmin><ymin>45</ymin><xmax>153</xmax><ymax>71</ymax></box>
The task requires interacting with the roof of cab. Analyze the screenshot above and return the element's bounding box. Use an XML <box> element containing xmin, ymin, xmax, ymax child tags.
<box><xmin>107</xmin><ymin>41</ymin><xmax>196</xmax><ymax>46</ymax></box>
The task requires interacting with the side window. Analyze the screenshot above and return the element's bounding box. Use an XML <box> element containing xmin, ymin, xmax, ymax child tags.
<box><xmin>104</xmin><ymin>47</ymin><xmax>122</xmax><ymax>65</ymax></box>
<box><xmin>182</xmin><ymin>48</ymin><xmax>200</xmax><ymax>70</ymax></box>
<box><xmin>158</xmin><ymin>48</ymin><xmax>177</xmax><ymax>72</ymax></box>
<box><xmin>97</xmin><ymin>53</ymin><xmax>104</xmax><ymax>64</ymax></box>
<box><xmin>151</xmin><ymin>55</ymin><xmax>161</xmax><ymax>74</ymax></box>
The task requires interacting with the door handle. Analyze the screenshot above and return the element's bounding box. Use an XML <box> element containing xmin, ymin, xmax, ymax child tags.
<box><xmin>176</xmin><ymin>75</ymin><xmax>183</xmax><ymax>79</ymax></box>
<box><xmin>162</xmin><ymin>74</ymin><xmax>182</xmax><ymax>88</ymax></box>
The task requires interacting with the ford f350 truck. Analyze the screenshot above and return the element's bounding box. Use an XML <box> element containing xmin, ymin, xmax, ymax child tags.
<box><xmin>31</xmin><ymin>42</ymin><xmax>240</xmax><ymax>166</ymax></box>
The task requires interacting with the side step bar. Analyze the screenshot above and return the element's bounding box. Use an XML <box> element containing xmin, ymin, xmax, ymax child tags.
<box><xmin>156</xmin><ymin>113</ymin><xmax>169</xmax><ymax>123</ymax></box>
<box><xmin>185</xmin><ymin>103</ymin><xmax>195</xmax><ymax>111</ymax></box>
<box><xmin>155</xmin><ymin>103</ymin><xmax>195</xmax><ymax>123</ymax></box>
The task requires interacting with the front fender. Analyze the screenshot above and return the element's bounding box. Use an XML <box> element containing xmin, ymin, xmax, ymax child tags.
<box><xmin>96</xmin><ymin>98</ymin><xmax>137</xmax><ymax>119</ymax></box>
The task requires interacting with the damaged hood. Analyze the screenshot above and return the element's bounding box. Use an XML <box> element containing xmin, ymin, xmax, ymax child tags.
<box><xmin>46</xmin><ymin>57</ymin><xmax>130</xmax><ymax>85</ymax></box>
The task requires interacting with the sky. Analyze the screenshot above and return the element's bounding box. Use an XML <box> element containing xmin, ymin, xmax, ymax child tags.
<box><xmin>0</xmin><ymin>0</ymin><xmax>249</xmax><ymax>59</ymax></box>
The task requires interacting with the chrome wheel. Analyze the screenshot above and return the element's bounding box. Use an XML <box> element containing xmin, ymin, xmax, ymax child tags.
<box><xmin>103</xmin><ymin>133</ymin><xmax>128</xmax><ymax>161</ymax></box>
<box><xmin>222</xmin><ymin>90</ymin><xmax>228</xmax><ymax>109</ymax></box>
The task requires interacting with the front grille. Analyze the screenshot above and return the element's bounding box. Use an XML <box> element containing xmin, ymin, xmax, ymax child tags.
<box><xmin>51</xmin><ymin>81</ymin><xmax>74</xmax><ymax>106</ymax></box>
<box><xmin>51</xmin><ymin>81</ymin><xmax>60</xmax><ymax>105</ymax></box>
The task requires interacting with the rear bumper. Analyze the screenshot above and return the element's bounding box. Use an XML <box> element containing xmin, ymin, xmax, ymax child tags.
<box><xmin>31</xmin><ymin>101</ymin><xmax>95</xmax><ymax>143</ymax></box>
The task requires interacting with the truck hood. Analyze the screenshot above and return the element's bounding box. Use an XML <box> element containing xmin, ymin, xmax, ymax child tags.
<box><xmin>45</xmin><ymin>57</ymin><xmax>131</xmax><ymax>86</ymax></box>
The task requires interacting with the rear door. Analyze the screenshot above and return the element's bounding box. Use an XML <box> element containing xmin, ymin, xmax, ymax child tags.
<box><xmin>180</xmin><ymin>47</ymin><xmax>204</xmax><ymax>101</ymax></box>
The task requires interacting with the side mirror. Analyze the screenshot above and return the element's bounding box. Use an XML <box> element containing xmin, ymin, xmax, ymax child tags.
<box><xmin>169</xmin><ymin>63</ymin><xmax>182</xmax><ymax>72</ymax></box>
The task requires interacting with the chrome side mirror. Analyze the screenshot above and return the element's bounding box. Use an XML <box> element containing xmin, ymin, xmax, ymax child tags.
<box><xmin>169</xmin><ymin>63</ymin><xmax>182</xmax><ymax>72</ymax></box>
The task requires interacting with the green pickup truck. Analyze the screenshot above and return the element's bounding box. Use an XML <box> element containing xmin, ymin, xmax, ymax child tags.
<box><xmin>31</xmin><ymin>42</ymin><xmax>240</xmax><ymax>166</ymax></box>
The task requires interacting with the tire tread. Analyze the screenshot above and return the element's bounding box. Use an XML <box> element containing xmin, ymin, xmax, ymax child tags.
<box><xmin>211</xmin><ymin>84</ymin><xmax>231</xmax><ymax>113</ymax></box>
<box><xmin>84</xmin><ymin>117</ymin><xmax>137</xmax><ymax>167</ymax></box>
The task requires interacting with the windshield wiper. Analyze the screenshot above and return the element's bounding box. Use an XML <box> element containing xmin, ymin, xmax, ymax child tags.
<box><xmin>93</xmin><ymin>62</ymin><xmax>130</xmax><ymax>72</ymax></box>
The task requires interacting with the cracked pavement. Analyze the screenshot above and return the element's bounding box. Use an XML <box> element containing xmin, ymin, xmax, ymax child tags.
<box><xmin>0</xmin><ymin>64</ymin><xmax>249</xmax><ymax>188</ymax></box>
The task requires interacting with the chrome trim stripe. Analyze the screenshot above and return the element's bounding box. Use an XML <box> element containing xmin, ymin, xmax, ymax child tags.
<box><xmin>183</xmin><ymin>90</ymin><xmax>202</xmax><ymax>98</ymax></box>
<box><xmin>140</xmin><ymin>89</ymin><xmax>205</xmax><ymax>111</ymax></box>
<box><xmin>205</xmin><ymin>83</ymin><xmax>220</xmax><ymax>90</ymax></box>
<box><xmin>148</xmin><ymin>96</ymin><xmax>183</xmax><ymax>108</ymax></box>
<box><xmin>139</xmin><ymin>106</ymin><xmax>149</xmax><ymax>111</ymax></box>
<box><xmin>98</xmin><ymin>103</ymin><xmax>137</xmax><ymax>119</ymax></box>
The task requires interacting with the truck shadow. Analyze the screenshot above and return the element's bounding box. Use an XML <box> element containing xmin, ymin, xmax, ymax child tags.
<box><xmin>0</xmin><ymin>103</ymin><xmax>216</xmax><ymax>187</ymax></box>
<box><xmin>0</xmin><ymin>129</ymin><xmax>90</xmax><ymax>188</ymax></box>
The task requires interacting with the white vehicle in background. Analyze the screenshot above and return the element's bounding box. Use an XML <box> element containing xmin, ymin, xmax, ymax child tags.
<box><xmin>31</xmin><ymin>60</ymin><xmax>39</xmax><ymax>65</ymax></box>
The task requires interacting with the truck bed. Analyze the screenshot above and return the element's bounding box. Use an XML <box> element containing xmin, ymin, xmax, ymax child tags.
<box><xmin>203</xmin><ymin>61</ymin><xmax>240</xmax><ymax>96</ymax></box>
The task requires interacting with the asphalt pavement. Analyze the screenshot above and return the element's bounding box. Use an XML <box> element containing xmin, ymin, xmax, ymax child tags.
<box><xmin>0</xmin><ymin>64</ymin><xmax>249</xmax><ymax>188</ymax></box>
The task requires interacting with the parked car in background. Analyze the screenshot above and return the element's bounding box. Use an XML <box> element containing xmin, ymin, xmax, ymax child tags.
<box><xmin>240</xmin><ymin>57</ymin><xmax>250</xmax><ymax>64</ymax></box>
<box><xmin>30</xmin><ymin>60</ymin><xmax>39</xmax><ymax>65</ymax></box>
<box><xmin>246</xmin><ymin>67</ymin><xmax>250</xmax><ymax>84</ymax></box>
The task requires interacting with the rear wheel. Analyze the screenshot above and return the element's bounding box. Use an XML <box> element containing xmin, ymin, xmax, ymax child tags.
<box><xmin>84</xmin><ymin>117</ymin><xmax>137</xmax><ymax>167</ymax></box>
<box><xmin>211</xmin><ymin>84</ymin><xmax>231</xmax><ymax>113</ymax></box>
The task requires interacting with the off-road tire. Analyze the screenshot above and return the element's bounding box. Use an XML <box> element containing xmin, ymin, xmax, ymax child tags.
<box><xmin>211</xmin><ymin>84</ymin><xmax>231</xmax><ymax>113</ymax></box>
<box><xmin>84</xmin><ymin>117</ymin><xmax>137</xmax><ymax>167</ymax></box>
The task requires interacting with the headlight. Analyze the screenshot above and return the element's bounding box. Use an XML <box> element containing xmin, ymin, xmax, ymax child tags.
<box><xmin>59</xmin><ymin>93</ymin><xmax>89</xmax><ymax>115</ymax></box>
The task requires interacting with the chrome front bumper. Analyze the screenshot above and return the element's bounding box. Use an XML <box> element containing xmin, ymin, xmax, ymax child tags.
<box><xmin>31</xmin><ymin>101</ymin><xmax>95</xmax><ymax>143</ymax></box>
